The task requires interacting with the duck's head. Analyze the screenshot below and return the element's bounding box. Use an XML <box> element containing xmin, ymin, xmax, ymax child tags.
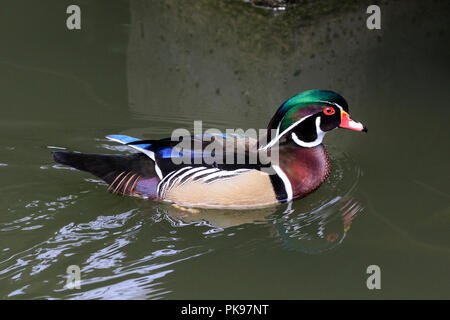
<box><xmin>264</xmin><ymin>89</ymin><xmax>367</xmax><ymax>148</ymax></box>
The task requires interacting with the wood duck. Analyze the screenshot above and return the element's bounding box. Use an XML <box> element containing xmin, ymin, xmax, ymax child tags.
<box><xmin>52</xmin><ymin>89</ymin><xmax>367</xmax><ymax>209</ymax></box>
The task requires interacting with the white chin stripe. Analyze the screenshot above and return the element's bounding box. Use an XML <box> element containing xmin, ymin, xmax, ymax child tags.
<box><xmin>261</xmin><ymin>110</ymin><xmax>331</xmax><ymax>150</ymax></box>
<box><xmin>291</xmin><ymin>117</ymin><xmax>325</xmax><ymax>148</ymax></box>
<box><xmin>260</xmin><ymin>114</ymin><xmax>313</xmax><ymax>150</ymax></box>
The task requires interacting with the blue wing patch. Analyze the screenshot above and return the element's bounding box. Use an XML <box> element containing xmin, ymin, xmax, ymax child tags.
<box><xmin>106</xmin><ymin>134</ymin><xmax>154</xmax><ymax>160</ymax></box>
<box><xmin>106</xmin><ymin>135</ymin><xmax>151</xmax><ymax>149</ymax></box>
<box><xmin>156</xmin><ymin>146</ymin><xmax>205</xmax><ymax>159</ymax></box>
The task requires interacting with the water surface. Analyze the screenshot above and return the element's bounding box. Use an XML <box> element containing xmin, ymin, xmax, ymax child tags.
<box><xmin>0</xmin><ymin>0</ymin><xmax>449</xmax><ymax>299</ymax></box>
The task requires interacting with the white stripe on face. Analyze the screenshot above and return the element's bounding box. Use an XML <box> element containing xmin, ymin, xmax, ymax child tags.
<box><xmin>260</xmin><ymin>114</ymin><xmax>313</xmax><ymax>150</ymax></box>
<box><xmin>260</xmin><ymin>100</ymin><xmax>341</xmax><ymax>151</ymax></box>
<box><xmin>291</xmin><ymin>117</ymin><xmax>325</xmax><ymax>148</ymax></box>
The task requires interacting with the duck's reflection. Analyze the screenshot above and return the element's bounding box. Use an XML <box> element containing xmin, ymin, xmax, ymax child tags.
<box><xmin>271</xmin><ymin>196</ymin><xmax>363</xmax><ymax>254</ymax></box>
<box><xmin>161</xmin><ymin>204</ymin><xmax>274</xmax><ymax>228</ymax></box>
<box><xmin>153</xmin><ymin>192</ymin><xmax>363</xmax><ymax>254</ymax></box>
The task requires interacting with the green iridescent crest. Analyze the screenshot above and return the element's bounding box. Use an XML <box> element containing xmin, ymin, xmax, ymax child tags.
<box><xmin>269</xmin><ymin>90</ymin><xmax>349</xmax><ymax>133</ymax></box>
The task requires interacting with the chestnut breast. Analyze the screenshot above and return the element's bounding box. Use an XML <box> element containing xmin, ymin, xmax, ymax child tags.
<box><xmin>278</xmin><ymin>143</ymin><xmax>330</xmax><ymax>199</ymax></box>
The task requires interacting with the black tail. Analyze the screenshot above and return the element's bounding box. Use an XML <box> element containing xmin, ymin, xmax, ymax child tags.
<box><xmin>52</xmin><ymin>151</ymin><xmax>157</xmax><ymax>195</ymax></box>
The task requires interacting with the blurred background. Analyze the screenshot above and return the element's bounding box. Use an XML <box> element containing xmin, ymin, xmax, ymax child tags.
<box><xmin>0</xmin><ymin>0</ymin><xmax>448</xmax><ymax>299</ymax></box>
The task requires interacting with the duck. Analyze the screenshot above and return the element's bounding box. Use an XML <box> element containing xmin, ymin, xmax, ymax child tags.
<box><xmin>52</xmin><ymin>89</ymin><xmax>367</xmax><ymax>209</ymax></box>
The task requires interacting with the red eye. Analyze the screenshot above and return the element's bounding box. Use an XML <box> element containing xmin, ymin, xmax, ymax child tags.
<box><xmin>323</xmin><ymin>107</ymin><xmax>335</xmax><ymax>115</ymax></box>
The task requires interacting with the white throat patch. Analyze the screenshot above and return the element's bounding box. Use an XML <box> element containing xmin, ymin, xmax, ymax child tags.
<box><xmin>291</xmin><ymin>117</ymin><xmax>325</xmax><ymax>148</ymax></box>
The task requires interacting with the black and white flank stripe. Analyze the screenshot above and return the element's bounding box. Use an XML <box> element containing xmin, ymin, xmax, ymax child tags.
<box><xmin>156</xmin><ymin>166</ymin><xmax>252</xmax><ymax>198</ymax></box>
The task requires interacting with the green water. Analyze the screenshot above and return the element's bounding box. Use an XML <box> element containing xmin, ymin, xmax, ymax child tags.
<box><xmin>0</xmin><ymin>0</ymin><xmax>449</xmax><ymax>299</ymax></box>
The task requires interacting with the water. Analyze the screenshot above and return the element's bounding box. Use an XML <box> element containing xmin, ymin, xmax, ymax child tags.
<box><xmin>0</xmin><ymin>0</ymin><xmax>449</xmax><ymax>299</ymax></box>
